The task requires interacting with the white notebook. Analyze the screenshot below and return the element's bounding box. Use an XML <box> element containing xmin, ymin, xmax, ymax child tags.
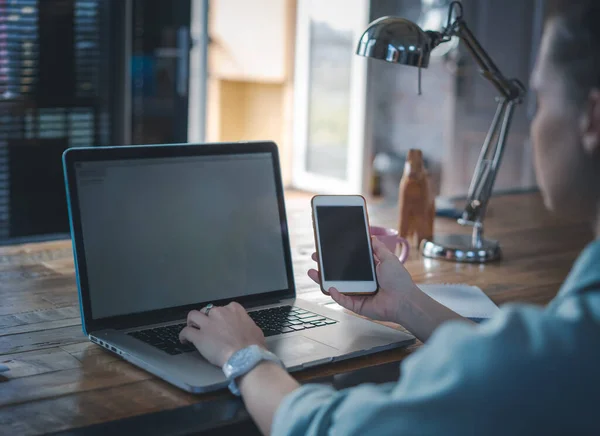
<box><xmin>417</xmin><ymin>283</ymin><xmax>500</xmax><ymax>323</ymax></box>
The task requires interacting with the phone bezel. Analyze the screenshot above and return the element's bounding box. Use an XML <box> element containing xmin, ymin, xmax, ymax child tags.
<box><xmin>311</xmin><ymin>195</ymin><xmax>378</xmax><ymax>295</ymax></box>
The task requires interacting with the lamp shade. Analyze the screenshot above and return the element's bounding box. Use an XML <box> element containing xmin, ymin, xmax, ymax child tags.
<box><xmin>356</xmin><ymin>16</ymin><xmax>436</xmax><ymax>68</ymax></box>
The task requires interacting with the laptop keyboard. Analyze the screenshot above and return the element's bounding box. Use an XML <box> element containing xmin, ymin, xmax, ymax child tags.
<box><xmin>127</xmin><ymin>305</ymin><xmax>337</xmax><ymax>355</ymax></box>
<box><xmin>128</xmin><ymin>323</ymin><xmax>194</xmax><ymax>355</ymax></box>
<box><xmin>248</xmin><ymin>305</ymin><xmax>337</xmax><ymax>337</ymax></box>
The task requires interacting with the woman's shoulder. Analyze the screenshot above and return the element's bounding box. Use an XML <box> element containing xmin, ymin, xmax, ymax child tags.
<box><xmin>555</xmin><ymin>239</ymin><xmax>600</xmax><ymax>300</ymax></box>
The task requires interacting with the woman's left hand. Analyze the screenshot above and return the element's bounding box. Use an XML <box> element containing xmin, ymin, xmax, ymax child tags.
<box><xmin>179</xmin><ymin>302</ymin><xmax>266</xmax><ymax>367</ymax></box>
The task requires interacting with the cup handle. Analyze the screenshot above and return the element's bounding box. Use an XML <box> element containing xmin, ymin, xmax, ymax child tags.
<box><xmin>397</xmin><ymin>237</ymin><xmax>410</xmax><ymax>263</ymax></box>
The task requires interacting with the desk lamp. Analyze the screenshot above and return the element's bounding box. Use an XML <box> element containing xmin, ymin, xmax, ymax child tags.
<box><xmin>356</xmin><ymin>1</ymin><xmax>526</xmax><ymax>263</ymax></box>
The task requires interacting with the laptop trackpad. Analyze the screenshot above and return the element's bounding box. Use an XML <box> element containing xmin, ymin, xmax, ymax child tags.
<box><xmin>268</xmin><ymin>336</ymin><xmax>337</xmax><ymax>366</ymax></box>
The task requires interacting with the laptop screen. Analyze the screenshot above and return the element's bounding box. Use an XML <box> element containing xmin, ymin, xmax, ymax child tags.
<box><xmin>74</xmin><ymin>152</ymin><xmax>289</xmax><ymax>320</ymax></box>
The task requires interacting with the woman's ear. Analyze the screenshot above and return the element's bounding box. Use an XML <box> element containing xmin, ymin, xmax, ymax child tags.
<box><xmin>581</xmin><ymin>89</ymin><xmax>600</xmax><ymax>155</ymax></box>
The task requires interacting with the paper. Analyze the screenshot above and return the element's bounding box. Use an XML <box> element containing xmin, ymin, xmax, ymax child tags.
<box><xmin>418</xmin><ymin>283</ymin><xmax>500</xmax><ymax>322</ymax></box>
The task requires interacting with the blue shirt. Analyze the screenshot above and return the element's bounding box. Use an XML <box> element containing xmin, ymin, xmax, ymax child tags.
<box><xmin>272</xmin><ymin>240</ymin><xmax>600</xmax><ymax>435</ymax></box>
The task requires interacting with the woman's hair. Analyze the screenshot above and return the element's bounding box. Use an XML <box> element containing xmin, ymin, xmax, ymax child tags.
<box><xmin>547</xmin><ymin>0</ymin><xmax>600</xmax><ymax>103</ymax></box>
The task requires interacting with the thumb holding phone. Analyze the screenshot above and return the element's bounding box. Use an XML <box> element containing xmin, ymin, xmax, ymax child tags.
<box><xmin>308</xmin><ymin>237</ymin><xmax>420</xmax><ymax>324</ymax></box>
<box><xmin>309</xmin><ymin>236</ymin><xmax>469</xmax><ymax>344</ymax></box>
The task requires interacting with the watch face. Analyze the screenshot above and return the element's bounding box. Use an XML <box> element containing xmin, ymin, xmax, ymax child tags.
<box><xmin>223</xmin><ymin>345</ymin><xmax>259</xmax><ymax>377</ymax></box>
<box><xmin>234</xmin><ymin>346</ymin><xmax>256</xmax><ymax>366</ymax></box>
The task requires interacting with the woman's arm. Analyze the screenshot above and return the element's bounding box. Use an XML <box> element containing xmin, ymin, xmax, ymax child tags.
<box><xmin>309</xmin><ymin>238</ymin><xmax>472</xmax><ymax>343</ymax></box>
<box><xmin>179</xmin><ymin>304</ymin><xmax>300</xmax><ymax>435</ymax></box>
<box><xmin>390</xmin><ymin>284</ymin><xmax>472</xmax><ymax>342</ymax></box>
<box><xmin>234</xmin><ymin>278</ymin><xmax>471</xmax><ymax>434</ymax></box>
<box><xmin>238</xmin><ymin>362</ymin><xmax>299</xmax><ymax>435</ymax></box>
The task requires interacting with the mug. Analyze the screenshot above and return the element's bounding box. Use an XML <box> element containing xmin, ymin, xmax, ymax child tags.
<box><xmin>370</xmin><ymin>226</ymin><xmax>410</xmax><ymax>263</ymax></box>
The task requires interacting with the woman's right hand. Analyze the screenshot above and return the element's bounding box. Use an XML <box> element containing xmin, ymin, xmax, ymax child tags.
<box><xmin>308</xmin><ymin>238</ymin><xmax>421</xmax><ymax>324</ymax></box>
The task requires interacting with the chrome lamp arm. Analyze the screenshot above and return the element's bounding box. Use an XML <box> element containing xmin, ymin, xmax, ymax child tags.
<box><xmin>425</xmin><ymin>11</ymin><xmax>526</xmax><ymax>253</ymax></box>
<box><xmin>443</xmin><ymin>18</ymin><xmax>526</xmax><ymax>240</ymax></box>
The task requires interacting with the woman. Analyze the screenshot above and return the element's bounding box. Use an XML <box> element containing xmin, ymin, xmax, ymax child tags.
<box><xmin>179</xmin><ymin>1</ymin><xmax>600</xmax><ymax>434</ymax></box>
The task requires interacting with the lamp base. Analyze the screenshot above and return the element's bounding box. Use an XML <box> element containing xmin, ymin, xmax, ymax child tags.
<box><xmin>420</xmin><ymin>234</ymin><xmax>501</xmax><ymax>263</ymax></box>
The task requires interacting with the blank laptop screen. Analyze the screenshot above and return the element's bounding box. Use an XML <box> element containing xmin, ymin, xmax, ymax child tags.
<box><xmin>74</xmin><ymin>152</ymin><xmax>289</xmax><ymax>319</ymax></box>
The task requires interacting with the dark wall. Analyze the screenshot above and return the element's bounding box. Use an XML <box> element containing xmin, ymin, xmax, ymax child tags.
<box><xmin>0</xmin><ymin>0</ymin><xmax>114</xmax><ymax>240</ymax></box>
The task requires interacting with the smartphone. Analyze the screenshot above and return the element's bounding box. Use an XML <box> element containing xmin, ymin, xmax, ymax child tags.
<box><xmin>311</xmin><ymin>195</ymin><xmax>378</xmax><ymax>295</ymax></box>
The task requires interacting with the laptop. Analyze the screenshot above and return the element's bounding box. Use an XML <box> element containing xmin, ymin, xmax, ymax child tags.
<box><xmin>63</xmin><ymin>141</ymin><xmax>415</xmax><ymax>393</ymax></box>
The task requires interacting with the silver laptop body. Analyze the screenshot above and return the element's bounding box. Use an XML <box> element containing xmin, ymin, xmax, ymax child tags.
<box><xmin>63</xmin><ymin>141</ymin><xmax>415</xmax><ymax>393</ymax></box>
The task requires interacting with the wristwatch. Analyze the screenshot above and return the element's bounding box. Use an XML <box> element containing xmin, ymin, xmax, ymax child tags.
<box><xmin>222</xmin><ymin>345</ymin><xmax>285</xmax><ymax>396</ymax></box>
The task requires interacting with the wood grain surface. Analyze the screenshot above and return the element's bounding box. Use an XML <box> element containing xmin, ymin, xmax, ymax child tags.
<box><xmin>0</xmin><ymin>192</ymin><xmax>593</xmax><ymax>435</ymax></box>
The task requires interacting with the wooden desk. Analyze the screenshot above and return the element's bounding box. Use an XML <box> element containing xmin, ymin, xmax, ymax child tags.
<box><xmin>0</xmin><ymin>192</ymin><xmax>593</xmax><ymax>435</ymax></box>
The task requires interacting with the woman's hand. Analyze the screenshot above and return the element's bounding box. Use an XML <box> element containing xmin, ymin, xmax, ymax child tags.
<box><xmin>308</xmin><ymin>237</ymin><xmax>420</xmax><ymax>324</ymax></box>
<box><xmin>179</xmin><ymin>302</ymin><xmax>266</xmax><ymax>367</ymax></box>
<box><xmin>180</xmin><ymin>303</ymin><xmax>300</xmax><ymax>435</ymax></box>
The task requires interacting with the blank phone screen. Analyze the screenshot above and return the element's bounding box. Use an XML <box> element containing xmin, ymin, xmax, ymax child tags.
<box><xmin>315</xmin><ymin>206</ymin><xmax>374</xmax><ymax>281</ymax></box>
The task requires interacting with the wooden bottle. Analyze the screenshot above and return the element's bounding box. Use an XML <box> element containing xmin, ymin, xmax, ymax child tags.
<box><xmin>398</xmin><ymin>149</ymin><xmax>435</xmax><ymax>247</ymax></box>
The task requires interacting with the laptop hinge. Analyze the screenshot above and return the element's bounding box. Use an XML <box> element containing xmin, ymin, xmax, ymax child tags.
<box><xmin>242</xmin><ymin>297</ymin><xmax>287</xmax><ymax>310</ymax></box>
